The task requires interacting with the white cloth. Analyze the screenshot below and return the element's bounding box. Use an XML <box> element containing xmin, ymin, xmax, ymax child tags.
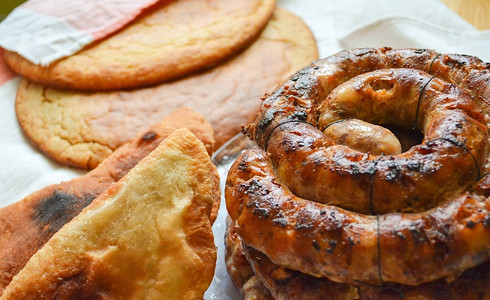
<box><xmin>0</xmin><ymin>0</ymin><xmax>160</xmax><ymax>65</ymax></box>
<box><xmin>0</xmin><ymin>0</ymin><xmax>488</xmax><ymax>298</ymax></box>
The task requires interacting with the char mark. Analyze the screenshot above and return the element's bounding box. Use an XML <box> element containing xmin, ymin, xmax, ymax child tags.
<box><xmin>33</xmin><ymin>190</ymin><xmax>96</xmax><ymax>234</ymax></box>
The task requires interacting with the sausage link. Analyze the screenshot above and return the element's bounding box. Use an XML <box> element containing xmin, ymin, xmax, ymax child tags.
<box><xmin>225</xmin><ymin>147</ymin><xmax>490</xmax><ymax>286</ymax></box>
<box><xmin>243</xmin><ymin>48</ymin><xmax>488</xmax><ymax>214</ymax></box>
<box><xmin>322</xmin><ymin>119</ymin><xmax>402</xmax><ymax>156</ymax></box>
<box><xmin>229</xmin><ymin>222</ymin><xmax>490</xmax><ymax>300</ymax></box>
<box><xmin>247</xmin><ymin>48</ymin><xmax>489</xmax><ymax>144</ymax></box>
<box><xmin>224</xmin><ymin>218</ymin><xmax>273</xmax><ymax>299</ymax></box>
<box><xmin>358</xmin><ymin>260</ymin><xmax>490</xmax><ymax>299</ymax></box>
<box><xmin>234</xmin><ymin>229</ymin><xmax>490</xmax><ymax>299</ymax></box>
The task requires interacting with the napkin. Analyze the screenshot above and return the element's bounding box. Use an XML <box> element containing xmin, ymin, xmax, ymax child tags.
<box><xmin>0</xmin><ymin>0</ymin><xmax>161</xmax><ymax>66</ymax></box>
<box><xmin>0</xmin><ymin>0</ymin><xmax>488</xmax><ymax>299</ymax></box>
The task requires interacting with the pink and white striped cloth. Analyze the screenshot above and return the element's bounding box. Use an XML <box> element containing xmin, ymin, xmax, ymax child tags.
<box><xmin>0</xmin><ymin>0</ymin><xmax>162</xmax><ymax>70</ymax></box>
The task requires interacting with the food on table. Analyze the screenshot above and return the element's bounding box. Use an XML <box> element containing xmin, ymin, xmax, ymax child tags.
<box><xmin>15</xmin><ymin>7</ymin><xmax>318</xmax><ymax>169</ymax></box>
<box><xmin>1</xmin><ymin>129</ymin><xmax>219</xmax><ymax>299</ymax></box>
<box><xmin>0</xmin><ymin>107</ymin><xmax>217</xmax><ymax>295</ymax></box>
<box><xmin>4</xmin><ymin>0</ymin><xmax>275</xmax><ymax>91</ymax></box>
<box><xmin>226</xmin><ymin>47</ymin><xmax>490</xmax><ymax>298</ymax></box>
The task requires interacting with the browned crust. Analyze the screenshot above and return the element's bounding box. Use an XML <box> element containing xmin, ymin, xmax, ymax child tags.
<box><xmin>14</xmin><ymin>6</ymin><xmax>319</xmax><ymax>170</ymax></box>
<box><xmin>0</xmin><ymin>107</ymin><xmax>217</xmax><ymax>296</ymax></box>
<box><xmin>4</xmin><ymin>0</ymin><xmax>276</xmax><ymax>91</ymax></box>
<box><xmin>1</xmin><ymin>129</ymin><xmax>218</xmax><ymax>299</ymax></box>
<box><xmin>14</xmin><ymin>81</ymin><xmax>216</xmax><ymax>170</ymax></box>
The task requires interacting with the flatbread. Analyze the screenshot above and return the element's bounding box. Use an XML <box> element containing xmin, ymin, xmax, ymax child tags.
<box><xmin>0</xmin><ymin>107</ymin><xmax>218</xmax><ymax>295</ymax></box>
<box><xmin>4</xmin><ymin>0</ymin><xmax>276</xmax><ymax>91</ymax></box>
<box><xmin>15</xmin><ymin>7</ymin><xmax>319</xmax><ymax>169</ymax></box>
<box><xmin>1</xmin><ymin>129</ymin><xmax>218</xmax><ymax>299</ymax></box>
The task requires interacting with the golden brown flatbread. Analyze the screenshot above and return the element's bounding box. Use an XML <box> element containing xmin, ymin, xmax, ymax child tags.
<box><xmin>1</xmin><ymin>129</ymin><xmax>218</xmax><ymax>299</ymax></box>
<box><xmin>0</xmin><ymin>107</ymin><xmax>218</xmax><ymax>295</ymax></box>
<box><xmin>15</xmin><ymin>7</ymin><xmax>319</xmax><ymax>169</ymax></box>
<box><xmin>4</xmin><ymin>0</ymin><xmax>276</xmax><ymax>91</ymax></box>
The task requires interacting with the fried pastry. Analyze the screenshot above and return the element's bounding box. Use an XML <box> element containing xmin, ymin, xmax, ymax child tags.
<box><xmin>1</xmin><ymin>129</ymin><xmax>218</xmax><ymax>299</ymax></box>
<box><xmin>0</xmin><ymin>107</ymin><xmax>217</xmax><ymax>295</ymax></box>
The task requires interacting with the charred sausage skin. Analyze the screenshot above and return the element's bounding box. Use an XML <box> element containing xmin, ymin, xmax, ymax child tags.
<box><xmin>224</xmin><ymin>218</ymin><xmax>273</xmax><ymax>299</ymax></box>
<box><xmin>243</xmin><ymin>242</ymin><xmax>357</xmax><ymax>300</ymax></box>
<box><xmin>226</xmin><ymin>47</ymin><xmax>490</xmax><ymax>294</ymax></box>
<box><xmin>246</xmin><ymin>48</ymin><xmax>489</xmax><ymax>146</ymax></box>
<box><xmin>267</xmin><ymin>69</ymin><xmax>486</xmax><ymax>214</ymax></box>
<box><xmin>226</xmin><ymin>218</ymin><xmax>490</xmax><ymax>299</ymax></box>
<box><xmin>244</xmin><ymin>48</ymin><xmax>489</xmax><ymax>214</ymax></box>
<box><xmin>225</xmin><ymin>147</ymin><xmax>490</xmax><ymax>286</ymax></box>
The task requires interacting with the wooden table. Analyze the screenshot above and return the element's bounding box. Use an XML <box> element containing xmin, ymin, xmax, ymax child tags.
<box><xmin>439</xmin><ymin>0</ymin><xmax>490</xmax><ymax>30</ymax></box>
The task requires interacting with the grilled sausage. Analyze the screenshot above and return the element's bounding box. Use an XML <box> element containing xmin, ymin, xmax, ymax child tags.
<box><xmin>224</xmin><ymin>218</ymin><xmax>273</xmax><ymax>300</ymax></box>
<box><xmin>244</xmin><ymin>48</ymin><xmax>489</xmax><ymax>214</ymax></box>
<box><xmin>226</xmin><ymin>217</ymin><xmax>490</xmax><ymax>300</ymax></box>
<box><xmin>322</xmin><ymin>118</ymin><xmax>402</xmax><ymax>156</ymax></box>
<box><xmin>225</xmin><ymin>147</ymin><xmax>490</xmax><ymax>286</ymax></box>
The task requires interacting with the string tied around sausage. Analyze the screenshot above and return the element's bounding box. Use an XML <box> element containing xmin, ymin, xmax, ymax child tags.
<box><xmin>227</xmin><ymin>48</ymin><xmax>490</xmax><ymax>288</ymax></box>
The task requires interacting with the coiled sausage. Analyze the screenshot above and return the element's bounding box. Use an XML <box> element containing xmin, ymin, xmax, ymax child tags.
<box><xmin>226</xmin><ymin>147</ymin><xmax>490</xmax><ymax>286</ymax></box>
<box><xmin>244</xmin><ymin>48</ymin><xmax>489</xmax><ymax>214</ymax></box>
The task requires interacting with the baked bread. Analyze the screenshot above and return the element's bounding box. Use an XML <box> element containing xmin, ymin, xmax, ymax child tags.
<box><xmin>0</xmin><ymin>107</ymin><xmax>217</xmax><ymax>295</ymax></box>
<box><xmin>15</xmin><ymin>7</ymin><xmax>319</xmax><ymax>169</ymax></box>
<box><xmin>4</xmin><ymin>0</ymin><xmax>276</xmax><ymax>91</ymax></box>
<box><xmin>1</xmin><ymin>129</ymin><xmax>218</xmax><ymax>299</ymax></box>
